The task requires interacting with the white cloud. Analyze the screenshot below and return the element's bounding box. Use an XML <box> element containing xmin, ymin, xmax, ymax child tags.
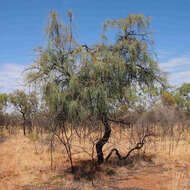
<box><xmin>169</xmin><ymin>70</ymin><xmax>190</xmax><ymax>86</ymax></box>
<box><xmin>160</xmin><ymin>53</ymin><xmax>190</xmax><ymax>72</ymax></box>
<box><xmin>159</xmin><ymin>53</ymin><xmax>190</xmax><ymax>86</ymax></box>
<box><xmin>0</xmin><ymin>63</ymin><xmax>26</xmax><ymax>93</ymax></box>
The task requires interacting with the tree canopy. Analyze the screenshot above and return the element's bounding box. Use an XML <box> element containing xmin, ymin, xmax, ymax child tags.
<box><xmin>0</xmin><ymin>93</ymin><xmax>8</xmax><ymax>112</ymax></box>
<box><xmin>26</xmin><ymin>11</ymin><xmax>166</xmax><ymax>164</ymax></box>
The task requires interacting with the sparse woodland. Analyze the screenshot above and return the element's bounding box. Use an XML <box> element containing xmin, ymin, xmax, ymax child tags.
<box><xmin>1</xmin><ymin>11</ymin><xmax>190</xmax><ymax>190</ymax></box>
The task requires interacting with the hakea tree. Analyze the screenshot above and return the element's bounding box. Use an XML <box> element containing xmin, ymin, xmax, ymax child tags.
<box><xmin>26</xmin><ymin>11</ymin><xmax>166</xmax><ymax>165</ymax></box>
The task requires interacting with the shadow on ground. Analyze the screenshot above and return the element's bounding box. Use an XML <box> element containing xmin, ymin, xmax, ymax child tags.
<box><xmin>22</xmin><ymin>184</ymin><xmax>152</xmax><ymax>190</ymax></box>
<box><xmin>0</xmin><ymin>135</ymin><xmax>7</xmax><ymax>144</ymax></box>
<box><xmin>21</xmin><ymin>154</ymin><xmax>158</xmax><ymax>190</ymax></box>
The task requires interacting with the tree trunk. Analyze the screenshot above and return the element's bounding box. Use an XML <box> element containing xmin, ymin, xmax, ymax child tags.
<box><xmin>96</xmin><ymin>115</ymin><xmax>111</xmax><ymax>164</ymax></box>
<box><xmin>21</xmin><ymin>112</ymin><xmax>26</xmax><ymax>136</ymax></box>
<box><xmin>23</xmin><ymin>122</ymin><xmax>26</xmax><ymax>136</ymax></box>
<box><xmin>23</xmin><ymin>114</ymin><xmax>26</xmax><ymax>136</ymax></box>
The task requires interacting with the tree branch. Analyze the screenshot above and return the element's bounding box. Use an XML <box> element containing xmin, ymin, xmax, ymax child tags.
<box><xmin>107</xmin><ymin>118</ymin><xmax>131</xmax><ymax>126</ymax></box>
<box><xmin>105</xmin><ymin>133</ymin><xmax>154</xmax><ymax>162</ymax></box>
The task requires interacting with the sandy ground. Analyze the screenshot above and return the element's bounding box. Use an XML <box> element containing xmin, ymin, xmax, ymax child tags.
<box><xmin>0</xmin><ymin>129</ymin><xmax>190</xmax><ymax>190</ymax></box>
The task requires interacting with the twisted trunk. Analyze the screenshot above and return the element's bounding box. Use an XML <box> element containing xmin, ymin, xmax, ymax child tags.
<box><xmin>96</xmin><ymin>115</ymin><xmax>111</xmax><ymax>164</ymax></box>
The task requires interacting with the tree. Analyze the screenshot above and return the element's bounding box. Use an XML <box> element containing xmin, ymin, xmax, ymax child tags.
<box><xmin>161</xmin><ymin>83</ymin><xmax>190</xmax><ymax>114</ymax></box>
<box><xmin>0</xmin><ymin>93</ymin><xmax>8</xmax><ymax>111</ymax></box>
<box><xmin>161</xmin><ymin>89</ymin><xmax>176</xmax><ymax>107</ymax></box>
<box><xmin>26</xmin><ymin>11</ymin><xmax>166</xmax><ymax>166</ymax></box>
<box><xmin>175</xmin><ymin>83</ymin><xmax>190</xmax><ymax>114</ymax></box>
<box><xmin>9</xmin><ymin>90</ymin><xmax>38</xmax><ymax>136</ymax></box>
<box><xmin>0</xmin><ymin>93</ymin><xmax>8</xmax><ymax>127</ymax></box>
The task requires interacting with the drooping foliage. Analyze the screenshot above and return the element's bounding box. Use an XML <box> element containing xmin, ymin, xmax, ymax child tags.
<box><xmin>26</xmin><ymin>11</ymin><xmax>166</xmax><ymax>164</ymax></box>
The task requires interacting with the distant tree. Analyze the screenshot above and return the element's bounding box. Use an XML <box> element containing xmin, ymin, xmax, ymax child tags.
<box><xmin>175</xmin><ymin>83</ymin><xmax>190</xmax><ymax>114</ymax></box>
<box><xmin>0</xmin><ymin>93</ymin><xmax>8</xmax><ymax>127</ymax></box>
<box><xmin>161</xmin><ymin>83</ymin><xmax>190</xmax><ymax>115</ymax></box>
<box><xmin>26</xmin><ymin>11</ymin><xmax>166</xmax><ymax>166</ymax></box>
<box><xmin>161</xmin><ymin>89</ymin><xmax>176</xmax><ymax>107</ymax></box>
<box><xmin>0</xmin><ymin>93</ymin><xmax>8</xmax><ymax>111</ymax></box>
<box><xmin>9</xmin><ymin>90</ymin><xmax>38</xmax><ymax>136</ymax></box>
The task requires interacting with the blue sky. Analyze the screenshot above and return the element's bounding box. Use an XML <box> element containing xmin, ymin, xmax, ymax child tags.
<box><xmin>0</xmin><ymin>0</ymin><xmax>190</xmax><ymax>92</ymax></box>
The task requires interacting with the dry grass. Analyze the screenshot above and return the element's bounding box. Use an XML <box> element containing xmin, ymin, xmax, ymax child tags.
<box><xmin>1</xmin><ymin>125</ymin><xmax>190</xmax><ymax>190</ymax></box>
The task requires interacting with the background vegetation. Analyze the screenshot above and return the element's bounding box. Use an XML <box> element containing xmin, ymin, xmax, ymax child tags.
<box><xmin>1</xmin><ymin>10</ymin><xmax>190</xmax><ymax>190</ymax></box>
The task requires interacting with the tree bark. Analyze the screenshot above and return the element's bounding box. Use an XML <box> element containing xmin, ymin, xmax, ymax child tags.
<box><xmin>96</xmin><ymin>114</ymin><xmax>111</xmax><ymax>164</ymax></box>
<box><xmin>23</xmin><ymin>114</ymin><xmax>26</xmax><ymax>136</ymax></box>
<box><xmin>23</xmin><ymin>121</ymin><xmax>26</xmax><ymax>136</ymax></box>
<box><xmin>23</xmin><ymin>123</ymin><xmax>26</xmax><ymax>136</ymax></box>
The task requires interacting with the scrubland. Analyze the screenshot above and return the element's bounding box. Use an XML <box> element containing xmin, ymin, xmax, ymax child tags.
<box><xmin>1</xmin><ymin>123</ymin><xmax>190</xmax><ymax>190</ymax></box>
